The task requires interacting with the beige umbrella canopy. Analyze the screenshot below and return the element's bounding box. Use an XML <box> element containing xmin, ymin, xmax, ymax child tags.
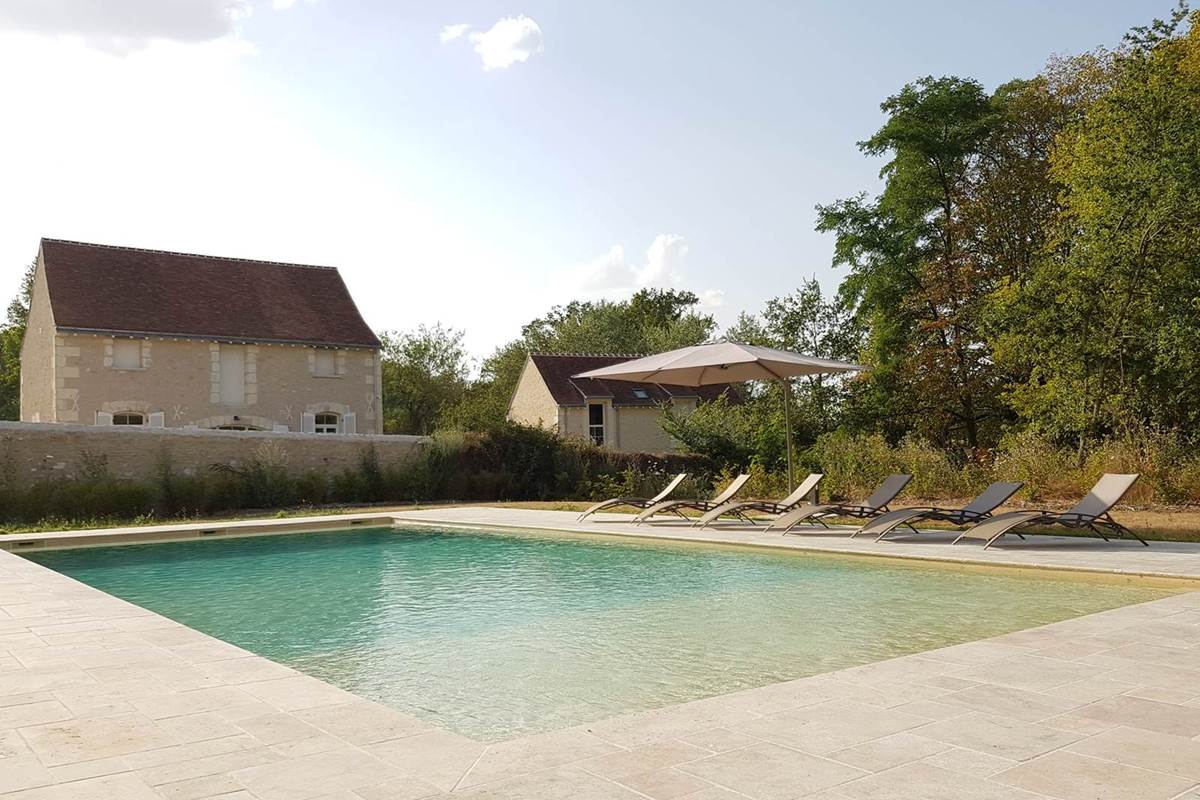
<box><xmin>574</xmin><ymin>342</ymin><xmax>865</xmax><ymax>489</ymax></box>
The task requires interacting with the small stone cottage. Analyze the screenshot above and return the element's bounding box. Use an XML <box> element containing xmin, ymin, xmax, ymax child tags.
<box><xmin>20</xmin><ymin>239</ymin><xmax>382</xmax><ymax>433</ymax></box>
<box><xmin>507</xmin><ymin>353</ymin><xmax>735</xmax><ymax>452</ymax></box>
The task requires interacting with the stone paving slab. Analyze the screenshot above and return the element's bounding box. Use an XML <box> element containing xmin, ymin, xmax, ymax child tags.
<box><xmin>1</xmin><ymin>508</ymin><xmax>1199</xmax><ymax>799</ymax></box>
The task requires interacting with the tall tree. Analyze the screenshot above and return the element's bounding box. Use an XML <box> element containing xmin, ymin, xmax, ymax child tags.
<box><xmin>379</xmin><ymin>324</ymin><xmax>471</xmax><ymax>434</ymax></box>
<box><xmin>817</xmin><ymin>74</ymin><xmax>1069</xmax><ymax>451</ymax></box>
<box><xmin>995</xmin><ymin>7</ymin><xmax>1200</xmax><ymax>444</ymax></box>
<box><xmin>0</xmin><ymin>261</ymin><xmax>35</xmax><ymax>421</ymax></box>
<box><xmin>725</xmin><ymin>279</ymin><xmax>862</xmax><ymax>441</ymax></box>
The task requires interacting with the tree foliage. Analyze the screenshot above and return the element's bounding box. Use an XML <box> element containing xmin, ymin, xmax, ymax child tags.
<box><xmin>0</xmin><ymin>261</ymin><xmax>35</xmax><ymax>420</ymax></box>
<box><xmin>816</xmin><ymin>74</ymin><xmax>1071</xmax><ymax>451</ymax></box>
<box><xmin>992</xmin><ymin>9</ymin><xmax>1200</xmax><ymax>446</ymax></box>
<box><xmin>379</xmin><ymin>324</ymin><xmax>471</xmax><ymax>435</ymax></box>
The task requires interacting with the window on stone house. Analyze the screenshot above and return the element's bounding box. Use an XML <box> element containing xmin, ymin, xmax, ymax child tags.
<box><xmin>588</xmin><ymin>403</ymin><xmax>605</xmax><ymax>446</ymax></box>
<box><xmin>314</xmin><ymin>349</ymin><xmax>337</xmax><ymax>377</ymax></box>
<box><xmin>315</xmin><ymin>412</ymin><xmax>340</xmax><ymax>434</ymax></box>
<box><xmin>219</xmin><ymin>346</ymin><xmax>245</xmax><ymax>405</ymax></box>
<box><xmin>112</xmin><ymin>412</ymin><xmax>145</xmax><ymax>426</ymax></box>
<box><xmin>113</xmin><ymin>339</ymin><xmax>141</xmax><ymax>369</ymax></box>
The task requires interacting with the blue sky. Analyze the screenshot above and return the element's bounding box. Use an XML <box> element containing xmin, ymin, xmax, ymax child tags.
<box><xmin>0</xmin><ymin>0</ymin><xmax>1168</xmax><ymax>361</ymax></box>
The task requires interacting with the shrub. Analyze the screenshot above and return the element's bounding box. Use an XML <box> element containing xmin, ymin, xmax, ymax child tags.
<box><xmin>892</xmin><ymin>436</ymin><xmax>979</xmax><ymax>499</ymax></box>
<box><xmin>993</xmin><ymin>430</ymin><xmax>1080</xmax><ymax>502</ymax></box>
<box><xmin>806</xmin><ymin>431</ymin><xmax>896</xmax><ymax>499</ymax></box>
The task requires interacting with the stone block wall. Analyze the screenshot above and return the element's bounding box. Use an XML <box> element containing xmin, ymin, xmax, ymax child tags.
<box><xmin>0</xmin><ymin>422</ymin><xmax>424</xmax><ymax>485</ymax></box>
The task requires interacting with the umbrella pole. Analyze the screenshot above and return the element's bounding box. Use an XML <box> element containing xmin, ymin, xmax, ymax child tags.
<box><xmin>781</xmin><ymin>379</ymin><xmax>794</xmax><ymax>490</ymax></box>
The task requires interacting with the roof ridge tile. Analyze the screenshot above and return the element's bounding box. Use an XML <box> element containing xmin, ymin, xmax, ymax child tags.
<box><xmin>40</xmin><ymin>238</ymin><xmax>337</xmax><ymax>271</ymax></box>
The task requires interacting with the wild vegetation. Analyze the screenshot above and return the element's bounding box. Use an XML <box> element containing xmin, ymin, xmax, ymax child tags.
<box><xmin>2</xmin><ymin>5</ymin><xmax>1198</xmax><ymax>524</ymax></box>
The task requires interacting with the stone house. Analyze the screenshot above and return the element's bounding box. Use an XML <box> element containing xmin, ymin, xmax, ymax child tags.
<box><xmin>20</xmin><ymin>239</ymin><xmax>382</xmax><ymax>433</ymax></box>
<box><xmin>507</xmin><ymin>353</ymin><xmax>735</xmax><ymax>453</ymax></box>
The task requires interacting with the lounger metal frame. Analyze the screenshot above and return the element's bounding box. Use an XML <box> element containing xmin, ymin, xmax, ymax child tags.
<box><xmin>576</xmin><ymin>473</ymin><xmax>688</xmax><ymax>522</ymax></box>
<box><xmin>860</xmin><ymin>481</ymin><xmax>1025</xmax><ymax>541</ymax></box>
<box><xmin>634</xmin><ymin>474</ymin><xmax>751</xmax><ymax>525</ymax></box>
<box><xmin>951</xmin><ymin>509</ymin><xmax>1146</xmax><ymax>548</ymax></box>
<box><xmin>694</xmin><ymin>473</ymin><xmax>825</xmax><ymax>529</ymax></box>
<box><xmin>773</xmin><ymin>474</ymin><xmax>912</xmax><ymax>535</ymax></box>
<box><xmin>951</xmin><ymin>474</ymin><xmax>1145</xmax><ymax>549</ymax></box>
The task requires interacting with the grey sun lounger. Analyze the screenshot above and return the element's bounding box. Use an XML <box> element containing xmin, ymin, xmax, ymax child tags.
<box><xmin>855</xmin><ymin>481</ymin><xmax>1024</xmax><ymax>541</ymax></box>
<box><xmin>576</xmin><ymin>473</ymin><xmax>689</xmax><ymax>522</ymax></box>
<box><xmin>766</xmin><ymin>474</ymin><xmax>912</xmax><ymax>534</ymax></box>
<box><xmin>693</xmin><ymin>473</ymin><xmax>825</xmax><ymax>528</ymax></box>
<box><xmin>953</xmin><ymin>473</ymin><xmax>1145</xmax><ymax>549</ymax></box>
<box><xmin>633</xmin><ymin>473</ymin><xmax>751</xmax><ymax>524</ymax></box>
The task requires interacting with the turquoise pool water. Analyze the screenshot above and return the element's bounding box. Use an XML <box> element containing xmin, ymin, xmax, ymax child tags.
<box><xmin>28</xmin><ymin>527</ymin><xmax>1168</xmax><ymax>740</ymax></box>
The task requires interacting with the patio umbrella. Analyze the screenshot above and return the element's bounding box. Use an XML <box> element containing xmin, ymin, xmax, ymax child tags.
<box><xmin>573</xmin><ymin>341</ymin><xmax>865</xmax><ymax>489</ymax></box>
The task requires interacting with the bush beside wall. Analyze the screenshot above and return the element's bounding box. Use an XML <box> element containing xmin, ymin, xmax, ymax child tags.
<box><xmin>0</xmin><ymin>424</ymin><xmax>715</xmax><ymax>528</ymax></box>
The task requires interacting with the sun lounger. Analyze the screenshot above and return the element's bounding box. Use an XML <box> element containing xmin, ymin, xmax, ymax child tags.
<box><xmin>855</xmin><ymin>481</ymin><xmax>1024</xmax><ymax>540</ymax></box>
<box><xmin>953</xmin><ymin>473</ymin><xmax>1144</xmax><ymax>548</ymax></box>
<box><xmin>633</xmin><ymin>474</ymin><xmax>751</xmax><ymax>524</ymax></box>
<box><xmin>766</xmin><ymin>474</ymin><xmax>912</xmax><ymax>534</ymax></box>
<box><xmin>694</xmin><ymin>473</ymin><xmax>825</xmax><ymax>528</ymax></box>
<box><xmin>576</xmin><ymin>473</ymin><xmax>689</xmax><ymax>522</ymax></box>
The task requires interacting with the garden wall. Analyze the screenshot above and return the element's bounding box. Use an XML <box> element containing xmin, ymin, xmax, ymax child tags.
<box><xmin>0</xmin><ymin>421</ymin><xmax>425</xmax><ymax>485</ymax></box>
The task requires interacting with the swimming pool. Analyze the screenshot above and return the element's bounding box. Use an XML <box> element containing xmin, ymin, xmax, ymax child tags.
<box><xmin>27</xmin><ymin>526</ymin><xmax>1170</xmax><ymax>740</ymax></box>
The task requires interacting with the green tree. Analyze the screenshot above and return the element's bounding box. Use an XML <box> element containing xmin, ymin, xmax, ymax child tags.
<box><xmin>0</xmin><ymin>261</ymin><xmax>35</xmax><ymax>421</ymax></box>
<box><xmin>994</xmin><ymin>8</ymin><xmax>1200</xmax><ymax>445</ymax></box>
<box><xmin>721</xmin><ymin>279</ymin><xmax>863</xmax><ymax>459</ymax></box>
<box><xmin>817</xmin><ymin>74</ymin><xmax>1069</xmax><ymax>451</ymax></box>
<box><xmin>379</xmin><ymin>324</ymin><xmax>471</xmax><ymax>434</ymax></box>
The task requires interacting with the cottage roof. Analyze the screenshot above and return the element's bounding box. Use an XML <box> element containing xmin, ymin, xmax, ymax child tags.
<box><xmin>39</xmin><ymin>238</ymin><xmax>380</xmax><ymax>348</ymax></box>
<box><xmin>528</xmin><ymin>353</ymin><xmax>736</xmax><ymax>407</ymax></box>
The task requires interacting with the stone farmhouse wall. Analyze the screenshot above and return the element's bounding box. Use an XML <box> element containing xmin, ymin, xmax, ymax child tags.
<box><xmin>28</xmin><ymin>332</ymin><xmax>382</xmax><ymax>434</ymax></box>
<box><xmin>0</xmin><ymin>421</ymin><xmax>424</xmax><ymax>485</ymax></box>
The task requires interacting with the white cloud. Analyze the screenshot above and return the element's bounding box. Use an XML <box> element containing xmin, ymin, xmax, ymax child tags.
<box><xmin>0</xmin><ymin>0</ymin><xmax>253</xmax><ymax>54</ymax></box>
<box><xmin>0</xmin><ymin>0</ymin><xmax>310</xmax><ymax>55</ymax></box>
<box><xmin>272</xmin><ymin>0</ymin><xmax>316</xmax><ymax>11</ymax></box>
<box><xmin>439</xmin><ymin>23</ymin><xmax>470</xmax><ymax>43</ymax></box>
<box><xmin>576</xmin><ymin>235</ymin><xmax>722</xmax><ymax>308</ymax></box>
<box><xmin>578</xmin><ymin>245</ymin><xmax>631</xmax><ymax>292</ymax></box>
<box><xmin>637</xmin><ymin>233</ymin><xmax>688</xmax><ymax>286</ymax></box>
<box><xmin>468</xmin><ymin>15</ymin><xmax>542</xmax><ymax>70</ymax></box>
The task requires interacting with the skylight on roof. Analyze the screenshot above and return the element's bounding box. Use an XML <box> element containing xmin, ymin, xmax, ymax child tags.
<box><xmin>633</xmin><ymin>388</ymin><xmax>650</xmax><ymax>399</ymax></box>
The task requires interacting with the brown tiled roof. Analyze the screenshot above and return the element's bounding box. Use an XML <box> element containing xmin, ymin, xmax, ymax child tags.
<box><xmin>528</xmin><ymin>353</ymin><xmax>737</xmax><ymax>407</ymax></box>
<box><xmin>39</xmin><ymin>239</ymin><xmax>380</xmax><ymax>348</ymax></box>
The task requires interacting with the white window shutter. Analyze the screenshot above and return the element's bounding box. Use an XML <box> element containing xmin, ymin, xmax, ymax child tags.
<box><xmin>341</xmin><ymin>412</ymin><xmax>356</xmax><ymax>434</ymax></box>
<box><xmin>301</xmin><ymin>412</ymin><xmax>316</xmax><ymax>433</ymax></box>
<box><xmin>272</xmin><ymin>423</ymin><xmax>289</xmax><ymax>433</ymax></box>
<box><xmin>148</xmin><ymin>412</ymin><xmax>165</xmax><ymax>428</ymax></box>
<box><xmin>95</xmin><ymin>411</ymin><xmax>113</xmax><ymax>426</ymax></box>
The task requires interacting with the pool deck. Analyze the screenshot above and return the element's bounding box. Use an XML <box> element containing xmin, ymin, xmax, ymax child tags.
<box><xmin>1</xmin><ymin>508</ymin><xmax>1199</xmax><ymax>799</ymax></box>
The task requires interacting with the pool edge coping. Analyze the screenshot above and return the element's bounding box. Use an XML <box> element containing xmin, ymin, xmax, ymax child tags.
<box><xmin>6</xmin><ymin>507</ymin><xmax>1200</xmax><ymax>586</ymax></box>
<box><xmin>5</xmin><ymin>508</ymin><xmax>1200</xmax><ymax>797</ymax></box>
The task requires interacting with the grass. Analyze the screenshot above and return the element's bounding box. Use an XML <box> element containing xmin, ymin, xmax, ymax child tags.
<box><xmin>3</xmin><ymin>497</ymin><xmax>1199</xmax><ymax>542</ymax></box>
